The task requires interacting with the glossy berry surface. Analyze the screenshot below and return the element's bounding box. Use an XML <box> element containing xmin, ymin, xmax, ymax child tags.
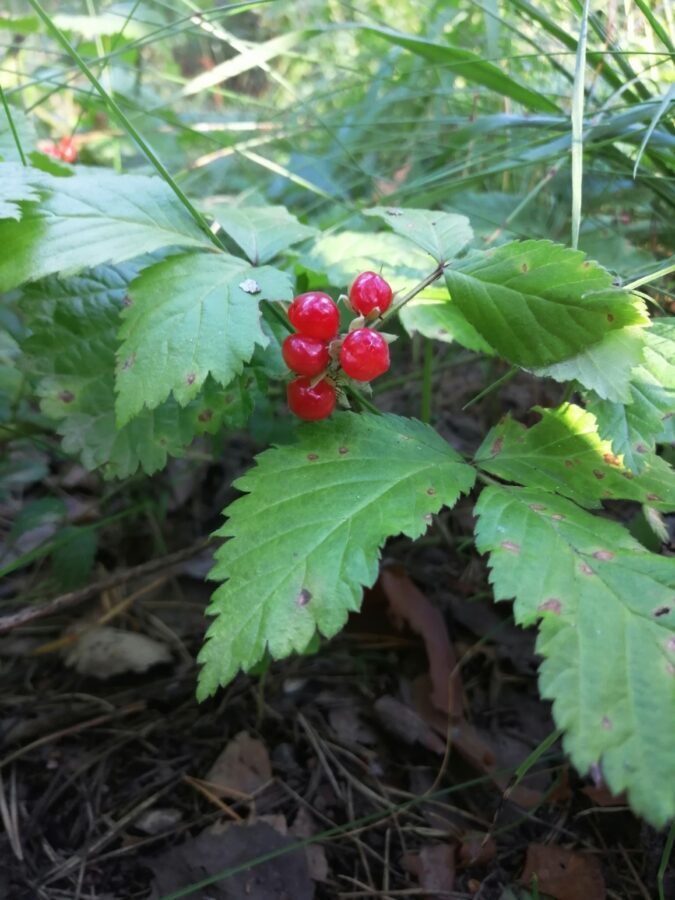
<box><xmin>287</xmin><ymin>377</ymin><xmax>336</xmax><ymax>420</ymax></box>
<box><xmin>349</xmin><ymin>271</ymin><xmax>393</xmax><ymax>316</ymax></box>
<box><xmin>339</xmin><ymin>329</ymin><xmax>390</xmax><ymax>382</ymax></box>
<box><xmin>282</xmin><ymin>334</ymin><xmax>330</xmax><ymax>377</ymax></box>
<box><xmin>288</xmin><ymin>292</ymin><xmax>339</xmax><ymax>340</ymax></box>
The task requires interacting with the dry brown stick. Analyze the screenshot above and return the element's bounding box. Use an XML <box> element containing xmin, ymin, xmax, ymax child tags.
<box><xmin>0</xmin><ymin>536</ymin><xmax>212</xmax><ymax>635</ymax></box>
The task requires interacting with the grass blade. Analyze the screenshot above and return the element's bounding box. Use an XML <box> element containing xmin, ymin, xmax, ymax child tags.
<box><xmin>633</xmin><ymin>85</ymin><xmax>675</xmax><ymax>179</ymax></box>
<box><xmin>26</xmin><ymin>0</ymin><xmax>222</xmax><ymax>250</ymax></box>
<box><xmin>571</xmin><ymin>0</ymin><xmax>591</xmax><ymax>250</ymax></box>
<box><xmin>0</xmin><ymin>86</ymin><xmax>27</xmax><ymax>166</ymax></box>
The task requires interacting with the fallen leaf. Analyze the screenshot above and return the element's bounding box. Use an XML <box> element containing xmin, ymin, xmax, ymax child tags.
<box><xmin>146</xmin><ymin>820</ymin><xmax>313</xmax><ymax>900</ymax></box>
<box><xmin>205</xmin><ymin>731</ymin><xmax>272</xmax><ymax>798</ymax></box>
<box><xmin>64</xmin><ymin>626</ymin><xmax>171</xmax><ymax>678</ymax></box>
<box><xmin>520</xmin><ymin>844</ymin><xmax>605</xmax><ymax>900</ymax></box>
<box><xmin>328</xmin><ymin>706</ymin><xmax>377</xmax><ymax>746</ymax></box>
<box><xmin>380</xmin><ymin>567</ymin><xmax>464</xmax><ymax>717</ymax></box>
<box><xmin>458</xmin><ymin>832</ymin><xmax>496</xmax><ymax>868</ymax></box>
<box><xmin>403</xmin><ymin>844</ymin><xmax>456</xmax><ymax>897</ymax></box>
<box><xmin>290</xmin><ymin>806</ymin><xmax>329</xmax><ymax>883</ymax></box>
<box><xmin>374</xmin><ymin>695</ymin><xmax>446</xmax><ymax>754</ymax></box>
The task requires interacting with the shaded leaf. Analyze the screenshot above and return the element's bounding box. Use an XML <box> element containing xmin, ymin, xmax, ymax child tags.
<box><xmin>520</xmin><ymin>843</ymin><xmax>605</xmax><ymax>900</ymax></box>
<box><xmin>474</xmin><ymin>485</ymin><xmax>675</xmax><ymax>827</ymax></box>
<box><xmin>475</xmin><ymin>404</ymin><xmax>675</xmax><ymax>510</ymax></box>
<box><xmin>199</xmin><ymin>413</ymin><xmax>475</xmax><ymax>698</ymax></box>
<box><xmin>354</xmin><ymin>24</ymin><xmax>560</xmax><ymax>113</ymax></box>
<box><xmin>20</xmin><ymin>265</ymin><xmax>245</xmax><ymax>478</ymax></box>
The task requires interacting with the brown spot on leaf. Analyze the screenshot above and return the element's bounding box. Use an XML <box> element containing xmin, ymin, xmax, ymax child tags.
<box><xmin>647</xmin><ymin>493</ymin><xmax>662</xmax><ymax>502</ymax></box>
<box><xmin>59</xmin><ymin>390</ymin><xmax>74</xmax><ymax>404</ymax></box>
<box><xmin>636</xmin><ymin>443</ymin><xmax>648</xmax><ymax>454</ymax></box>
<box><xmin>552</xmin><ymin>513</ymin><xmax>565</xmax><ymax>521</ymax></box>
<box><xmin>580</xmin><ymin>562</ymin><xmax>594</xmax><ymax>575</ymax></box>
<box><xmin>592</xmin><ymin>469</ymin><xmax>605</xmax><ymax>480</ymax></box>
<box><xmin>122</xmin><ymin>353</ymin><xmax>135</xmax><ymax>370</ymax></box>
<box><xmin>582</xmin><ymin>260</ymin><xmax>590</xmax><ymax>268</ymax></box>
<box><xmin>622</xmin><ymin>470</ymin><xmax>634</xmax><ymax>480</ymax></box>
<box><xmin>307</xmin><ymin>453</ymin><xmax>319</xmax><ymax>461</ymax></box>
<box><xmin>186</xmin><ymin>373</ymin><xmax>196</xmax><ymax>385</ymax></box>
<box><xmin>297</xmin><ymin>589</ymin><xmax>312</xmax><ymax>607</ymax></box>
<box><xmin>653</xmin><ymin>606</ymin><xmax>671</xmax><ymax>618</ymax></box>
<box><xmin>564</xmin><ymin>459</ymin><xmax>573</xmax><ymax>468</ymax></box>
<box><xmin>603</xmin><ymin>452</ymin><xmax>620</xmax><ymax>467</ymax></box>
<box><xmin>491</xmin><ymin>436</ymin><xmax>504</xmax><ymax>456</ymax></box>
<box><xmin>426</xmin><ymin>487</ymin><xmax>436</xmax><ymax>496</ymax></box>
<box><xmin>602</xmin><ymin>716</ymin><xmax>613</xmax><ymax>730</ymax></box>
<box><xmin>529</xmin><ymin>503</ymin><xmax>546</xmax><ymax>511</ymax></box>
<box><xmin>438</xmin><ymin>328</ymin><xmax>448</xmax><ymax>335</ymax></box>
<box><xmin>198</xmin><ymin>409</ymin><xmax>213</xmax><ymax>423</ymax></box>
<box><xmin>538</xmin><ymin>598</ymin><xmax>562</xmax><ymax>615</ymax></box>
<box><xmin>501</xmin><ymin>541</ymin><xmax>520</xmax><ymax>554</ymax></box>
<box><xmin>122</xmin><ymin>294</ymin><xmax>132</xmax><ymax>307</ymax></box>
<box><xmin>338</xmin><ymin>446</ymin><xmax>349</xmax><ymax>455</ymax></box>
<box><xmin>593</xmin><ymin>550</ymin><xmax>614</xmax><ymax>561</ymax></box>
<box><xmin>520</xmin><ymin>262</ymin><xmax>529</xmax><ymax>273</ymax></box>
<box><xmin>607</xmin><ymin>313</ymin><xmax>614</xmax><ymax>322</ymax></box>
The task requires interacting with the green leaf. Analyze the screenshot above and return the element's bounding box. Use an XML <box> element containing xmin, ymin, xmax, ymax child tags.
<box><xmin>210</xmin><ymin>204</ymin><xmax>316</xmax><ymax>265</ymax></box>
<box><xmin>199</xmin><ymin>413</ymin><xmax>475</xmax><ymax>698</ymax></box>
<box><xmin>364</xmin><ymin>207</ymin><xmax>473</xmax><ymax>265</ymax></box>
<box><xmin>475</xmin><ymin>404</ymin><xmax>675</xmax><ymax>511</ymax></box>
<box><xmin>0</xmin><ymin>163</ymin><xmax>47</xmax><ymax>219</ymax></box>
<box><xmin>116</xmin><ymin>252</ymin><xmax>292</xmax><ymax>424</ymax></box>
<box><xmin>51</xmin><ymin>525</ymin><xmax>97</xmax><ymax>589</ymax></box>
<box><xmin>399</xmin><ymin>288</ymin><xmax>495</xmax><ymax>354</ymax></box>
<box><xmin>444</xmin><ymin>240</ymin><xmax>647</xmax><ymax>368</ymax></box>
<box><xmin>353</xmin><ymin>24</ymin><xmax>560</xmax><ymax>114</ymax></box>
<box><xmin>20</xmin><ymin>265</ymin><xmax>241</xmax><ymax>478</ymax></box>
<box><xmin>587</xmin><ymin>320</ymin><xmax>675</xmax><ymax>472</ymax></box>
<box><xmin>474</xmin><ymin>485</ymin><xmax>675</xmax><ymax>827</ymax></box>
<box><xmin>0</xmin><ymin>165</ymin><xmax>210</xmax><ymax>291</ymax></box>
<box><xmin>299</xmin><ymin>231</ymin><xmax>431</xmax><ymax>289</ymax></box>
<box><xmin>531</xmin><ymin>324</ymin><xmax>646</xmax><ymax>402</ymax></box>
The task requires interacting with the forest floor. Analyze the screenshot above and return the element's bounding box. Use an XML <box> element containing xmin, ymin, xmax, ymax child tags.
<box><xmin>1</xmin><ymin>352</ymin><xmax>672</xmax><ymax>900</ymax></box>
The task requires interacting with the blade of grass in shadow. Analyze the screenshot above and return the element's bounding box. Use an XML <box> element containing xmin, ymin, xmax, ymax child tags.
<box><xmin>633</xmin><ymin>85</ymin><xmax>675</xmax><ymax>179</ymax></box>
<box><xmin>571</xmin><ymin>0</ymin><xmax>591</xmax><ymax>250</ymax></box>
<box><xmin>26</xmin><ymin>0</ymin><xmax>223</xmax><ymax>250</ymax></box>
<box><xmin>344</xmin><ymin>23</ymin><xmax>561</xmax><ymax>113</ymax></box>
<box><xmin>634</xmin><ymin>0</ymin><xmax>675</xmax><ymax>55</ymax></box>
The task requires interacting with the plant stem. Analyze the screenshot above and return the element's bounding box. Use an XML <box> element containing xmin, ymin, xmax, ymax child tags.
<box><xmin>420</xmin><ymin>339</ymin><xmax>434</xmax><ymax>423</ymax></box>
<box><xmin>0</xmin><ymin>85</ymin><xmax>27</xmax><ymax>165</ymax></box>
<box><xmin>462</xmin><ymin>365</ymin><xmax>518</xmax><ymax>410</ymax></box>
<box><xmin>343</xmin><ymin>384</ymin><xmax>381</xmax><ymax>416</ymax></box>
<box><xmin>378</xmin><ymin>264</ymin><xmax>445</xmax><ymax>327</ymax></box>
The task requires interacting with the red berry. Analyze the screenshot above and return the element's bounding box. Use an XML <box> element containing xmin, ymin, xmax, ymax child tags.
<box><xmin>282</xmin><ymin>334</ymin><xmax>330</xmax><ymax>377</ymax></box>
<box><xmin>43</xmin><ymin>141</ymin><xmax>59</xmax><ymax>159</ymax></box>
<box><xmin>339</xmin><ymin>329</ymin><xmax>390</xmax><ymax>382</ymax></box>
<box><xmin>349</xmin><ymin>271</ymin><xmax>393</xmax><ymax>316</ymax></box>
<box><xmin>287</xmin><ymin>377</ymin><xmax>336</xmax><ymax>420</ymax></box>
<box><xmin>57</xmin><ymin>137</ymin><xmax>77</xmax><ymax>164</ymax></box>
<box><xmin>288</xmin><ymin>292</ymin><xmax>339</xmax><ymax>340</ymax></box>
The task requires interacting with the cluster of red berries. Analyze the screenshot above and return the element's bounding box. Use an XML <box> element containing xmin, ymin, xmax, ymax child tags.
<box><xmin>283</xmin><ymin>271</ymin><xmax>394</xmax><ymax>421</ymax></box>
<box><xmin>43</xmin><ymin>136</ymin><xmax>77</xmax><ymax>164</ymax></box>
